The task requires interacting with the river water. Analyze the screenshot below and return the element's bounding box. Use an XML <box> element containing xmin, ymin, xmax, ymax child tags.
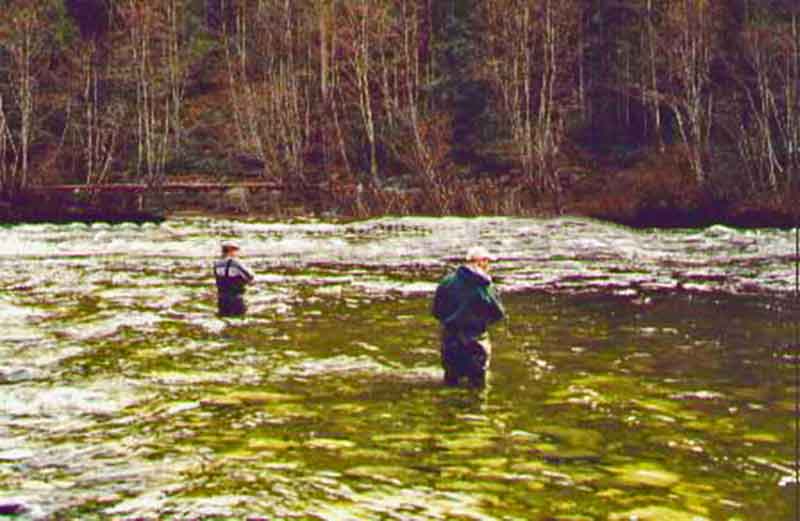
<box><xmin>0</xmin><ymin>217</ymin><xmax>796</xmax><ymax>520</ymax></box>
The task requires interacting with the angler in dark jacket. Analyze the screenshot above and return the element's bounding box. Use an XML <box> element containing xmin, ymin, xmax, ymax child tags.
<box><xmin>432</xmin><ymin>247</ymin><xmax>505</xmax><ymax>387</ymax></box>
<box><xmin>214</xmin><ymin>241</ymin><xmax>255</xmax><ymax>317</ymax></box>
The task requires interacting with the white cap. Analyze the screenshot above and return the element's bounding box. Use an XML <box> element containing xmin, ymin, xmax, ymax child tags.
<box><xmin>466</xmin><ymin>246</ymin><xmax>492</xmax><ymax>262</ymax></box>
<box><xmin>221</xmin><ymin>240</ymin><xmax>240</xmax><ymax>250</ymax></box>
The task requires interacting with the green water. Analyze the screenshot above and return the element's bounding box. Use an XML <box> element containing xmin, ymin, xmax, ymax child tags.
<box><xmin>0</xmin><ymin>218</ymin><xmax>795</xmax><ymax>520</ymax></box>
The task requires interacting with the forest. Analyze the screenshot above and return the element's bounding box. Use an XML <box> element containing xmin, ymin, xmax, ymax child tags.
<box><xmin>0</xmin><ymin>0</ymin><xmax>798</xmax><ymax>223</ymax></box>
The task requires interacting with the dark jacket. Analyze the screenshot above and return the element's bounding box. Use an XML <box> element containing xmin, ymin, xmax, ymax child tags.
<box><xmin>432</xmin><ymin>265</ymin><xmax>505</xmax><ymax>339</ymax></box>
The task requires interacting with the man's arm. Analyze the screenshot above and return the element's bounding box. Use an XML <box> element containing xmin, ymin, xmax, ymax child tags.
<box><xmin>479</xmin><ymin>285</ymin><xmax>505</xmax><ymax>323</ymax></box>
<box><xmin>231</xmin><ymin>259</ymin><xmax>255</xmax><ymax>283</ymax></box>
<box><xmin>432</xmin><ymin>283</ymin><xmax>450</xmax><ymax>322</ymax></box>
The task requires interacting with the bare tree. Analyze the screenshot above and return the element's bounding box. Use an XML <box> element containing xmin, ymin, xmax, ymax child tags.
<box><xmin>221</xmin><ymin>0</ymin><xmax>312</xmax><ymax>183</ymax></box>
<box><xmin>0</xmin><ymin>3</ymin><xmax>48</xmax><ymax>199</ymax></box>
<box><xmin>775</xmin><ymin>5</ymin><xmax>799</xmax><ymax>192</ymax></box>
<box><xmin>125</xmin><ymin>0</ymin><xmax>172</xmax><ymax>196</ymax></box>
<box><xmin>730</xmin><ymin>3</ymin><xmax>800</xmax><ymax>194</ymax></box>
<box><xmin>645</xmin><ymin>0</ymin><xmax>664</xmax><ymax>150</ymax></box>
<box><xmin>118</xmin><ymin>0</ymin><xmax>195</xmax><ymax>211</ymax></box>
<box><xmin>481</xmin><ymin>0</ymin><xmax>580</xmax><ymax>209</ymax></box>
<box><xmin>165</xmin><ymin>0</ymin><xmax>189</xmax><ymax>147</ymax></box>
<box><xmin>345</xmin><ymin>0</ymin><xmax>379</xmax><ymax>179</ymax></box>
<box><xmin>661</xmin><ymin>0</ymin><xmax>718</xmax><ymax>185</ymax></box>
<box><xmin>76</xmin><ymin>41</ymin><xmax>124</xmax><ymax>193</ymax></box>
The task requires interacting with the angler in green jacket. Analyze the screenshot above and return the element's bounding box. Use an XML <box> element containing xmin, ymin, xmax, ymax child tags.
<box><xmin>432</xmin><ymin>246</ymin><xmax>505</xmax><ymax>387</ymax></box>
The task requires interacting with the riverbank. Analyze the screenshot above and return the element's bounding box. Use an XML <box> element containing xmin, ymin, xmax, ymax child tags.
<box><xmin>0</xmin><ymin>205</ymin><xmax>165</xmax><ymax>225</ymax></box>
<box><xmin>0</xmin><ymin>192</ymin><xmax>165</xmax><ymax>225</ymax></box>
<box><xmin>2</xmin><ymin>196</ymin><xmax>795</xmax><ymax>229</ymax></box>
<box><xmin>1</xmin><ymin>170</ymin><xmax>797</xmax><ymax>228</ymax></box>
<box><xmin>568</xmin><ymin>153</ymin><xmax>799</xmax><ymax>229</ymax></box>
<box><xmin>573</xmin><ymin>188</ymin><xmax>799</xmax><ymax>230</ymax></box>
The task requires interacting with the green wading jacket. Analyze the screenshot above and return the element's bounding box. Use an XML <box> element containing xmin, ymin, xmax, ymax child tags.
<box><xmin>432</xmin><ymin>265</ymin><xmax>505</xmax><ymax>340</ymax></box>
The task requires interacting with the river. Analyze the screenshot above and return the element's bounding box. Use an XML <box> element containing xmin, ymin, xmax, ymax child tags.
<box><xmin>0</xmin><ymin>216</ymin><xmax>796</xmax><ymax>520</ymax></box>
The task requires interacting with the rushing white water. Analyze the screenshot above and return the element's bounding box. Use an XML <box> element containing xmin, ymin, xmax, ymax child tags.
<box><xmin>0</xmin><ymin>217</ymin><xmax>795</xmax><ymax>296</ymax></box>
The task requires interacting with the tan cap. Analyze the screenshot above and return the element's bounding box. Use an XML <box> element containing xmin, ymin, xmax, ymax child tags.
<box><xmin>466</xmin><ymin>246</ymin><xmax>492</xmax><ymax>262</ymax></box>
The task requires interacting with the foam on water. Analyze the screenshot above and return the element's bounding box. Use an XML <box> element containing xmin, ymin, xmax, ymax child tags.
<box><xmin>0</xmin><ymin>216</ymin><xmax>795</xmax><ymax>296</ymax></box>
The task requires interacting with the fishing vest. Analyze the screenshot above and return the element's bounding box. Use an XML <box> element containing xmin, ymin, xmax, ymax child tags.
<box><xmin>214</xmin><ymin>258</ymin><xmax>252</xmax><ymax>297</ymax></box>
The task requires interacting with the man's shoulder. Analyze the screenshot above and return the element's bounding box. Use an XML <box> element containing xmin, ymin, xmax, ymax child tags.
<box><xmin>213</xmin><ymin>257</ymin><xmax>250</xmax><ymax>271</ymax></box>
<box><xmin>230</xmin><ymin>258</ymin><xmax>254</xmax><ymax>278</ymax></box>
<box><xmin>437</xmin><ymin>271</ymin><xmax>459</xmax><ymax>287</ymax></box>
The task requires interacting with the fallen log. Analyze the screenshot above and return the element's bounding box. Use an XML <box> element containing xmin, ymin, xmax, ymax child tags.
<box><xmin>30</xmin><ymin>182</ymin><xmax>291</xmax><ymax>193</ymax></box>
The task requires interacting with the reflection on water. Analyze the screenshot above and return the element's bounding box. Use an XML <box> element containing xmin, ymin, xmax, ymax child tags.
<box><xmin>0</xmin><ymin>217</ymin><xmax>794</xmax><ymax>520</ymax></box>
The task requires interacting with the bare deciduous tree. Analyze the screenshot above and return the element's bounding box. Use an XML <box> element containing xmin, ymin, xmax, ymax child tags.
<box><xmin>481</xmin><ymin>0</ymin><xmax>580</xmax><ymax>210</ymax></box>
<box><xmin>121</xmin><ymin>0</ymin><xmax>191</xmax><ymax>206</ymax></box>
<box><xmin>76</xmin><ymin>41</ymin><xmax>124</xmax><ymax>193</ymax></box>
<box><xmin>0</xmin><ymin>3</ymin><xmax>48</xmax><ymax>199</ymax></box>
<box><xmin>662</xmin><ymin>0</ymin><xmax>718</xmax><ymax>185</ymax></box>
<box><xmin>729</xmin><ymin>4</ymin><xmax>800</xmax><ymax>194</ymax></box>
<box><xmin>221</xmin><ymin>0</ymin><xmax>312</xmax><ymax>183</ymax></box>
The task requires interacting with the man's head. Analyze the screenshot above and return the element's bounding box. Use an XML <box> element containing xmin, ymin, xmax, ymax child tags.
<box><xmin>221</xmin><ymin>241</ymin><xmax>240</xmax><ymax>257</ymax></box>
<box><xmin>466</xmin><ymin>246</ymin><xmax>492</xmax><ymax>272</ymax></box>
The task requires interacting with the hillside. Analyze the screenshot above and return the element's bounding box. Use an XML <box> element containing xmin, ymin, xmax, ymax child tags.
<box><xmin>0</xmin><ymin>0</ymin><xmax>798</xmax><ymax>226</ymax></box>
